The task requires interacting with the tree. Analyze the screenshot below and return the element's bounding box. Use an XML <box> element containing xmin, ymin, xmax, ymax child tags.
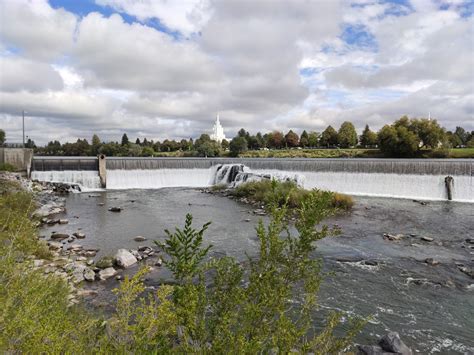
<box><xmin>308</xmin><ymin>131</ymin><xmax>320</xmax><ymax>147</ymax></box>
<box><xmin>410</xmin><ymin>118</ymin><xmax>445</xmax><ymax>149</ymax></box>
<box><xmin>237</xmin><ymin>128</ymin><xmax>249</xmax><ymax>141</ymax></box>
<box><xmin>135</xmin><ymin>138</ymin><xmax>141</xmax><ymax>145</ymax></box>
<box><xmin>337</xmin><ymin>122</ymin><xmax>357</xmax><ymax>148</ymax></box>
<box><xmin>141</xmin><ymin>146</ymin><xmax>155</xmax><ymax>157</ymax></box>
<box><xmin>360</xmin><ymin>125</ymin><xmax>378</xmax><ymax>148</ymax></box>
<box><xmin>196</xmin><ymin>141</ymin><xmax>221</xmax><ymax>157</ymax></box>
<box><xmin>320</xmin><ymin>126</ymin><xmax>338</xmax><ymax>147</ymax></box>
<box><xmin>0</xmin><ymin>129</ymin><xmax>5</xmax><ymax>145</ymax></box>
<box><xmin>25</xmin><ymin>138</ymin><xmax>36</xmax><ymax>149</ymax></box>
<box><xmin>91</xmin><ymin>134</ymin><xmax>101</xmax><ymax>155</ymax></box>
<box><xmin>121</xmin><ymin>134</ymin><xmax>129</xmax><ymax>146</ymax></box>
<box><xmin>454</xmin><ymin>126</ymin><xmax>468</xmax><ymax>145</ymax></box>
<box><xmin>284</xmin><ymin>130</ymin><xmax>299</xmax><ymax>148</ymax></box>
<box><xmin>378</xmin><ymin>124</ymin><xmax>420</xmax><ymax>157</ymax></box>
<box><xmin>467</xmin><ymin>136</ymin><xmax>474</xmax><ymax>148</ymax></box>
<box><xmin>247</xmin><ymin>135</ymin><xmax>261</xmax><ymax>150</ymax></box>
<box><xmin>221</xmin><ymin>139</ymin><xmax>229</xmax><ymax>151</ymax></box>
<box><xmin>267</xmin><ymin>131</ymin><xmax>285</xmax><ymax>149</ymax></box>
<box><xmin>446</xmin><ymin>131</ymin><xmax>462</xmax><ymax>148</ymax></box>
<box><xmin>300</xmin><ymin>130</ymin><xmax>309</xmax><ymax>148</ymax></box>
<box><xmin>229</xmin><ymin>136</ymin><xmax>248</xmax><ymax>156</ymax></box>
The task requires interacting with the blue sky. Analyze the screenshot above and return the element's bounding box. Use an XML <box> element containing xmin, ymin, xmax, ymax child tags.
<box><xmin>0</xmin><ymin>0</ymin><xmax>473</xmax><ymax>144</ymax></box>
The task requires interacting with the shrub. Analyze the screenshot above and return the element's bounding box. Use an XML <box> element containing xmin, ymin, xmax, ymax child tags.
<box><xmin>232</xmin><ymin>179</ymin><xmax>354</xmax><ymax>211</ymax></box>
<box><xmin>0</xmin><ymin>163</ymin><xmax>16</xmax><ymax>172</ymax></box>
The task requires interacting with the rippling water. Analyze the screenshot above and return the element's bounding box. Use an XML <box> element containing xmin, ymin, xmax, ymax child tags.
<box><xmin>42</xmin><ymin>188</ymin><xmax>474</xmax><ymax>353</ymax></box>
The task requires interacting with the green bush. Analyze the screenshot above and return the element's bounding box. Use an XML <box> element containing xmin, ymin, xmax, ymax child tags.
<box><xmin>0</xmin><ymin>163</ymin><xmax>16</xmax><ymax>172</ymax></box>
<box><xmin>232</xmin><ymin>179</ymin><xmax>354</xmax><ymax>211</ymax></box>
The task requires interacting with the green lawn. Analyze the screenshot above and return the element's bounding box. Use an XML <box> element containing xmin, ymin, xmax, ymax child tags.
<box><xmin>448</xmin><ymin>148</ymin><xmax>474</xmax><ymax>158</ymax></box>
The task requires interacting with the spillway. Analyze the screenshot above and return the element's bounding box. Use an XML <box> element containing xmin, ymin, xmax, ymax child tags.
<box><xmin>31</xmin><ymin>157</ymin><xmax>473</xmax><ymax>202</ymax></box>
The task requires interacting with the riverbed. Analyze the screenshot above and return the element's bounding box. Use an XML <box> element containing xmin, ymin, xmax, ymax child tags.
<box><xmin>41</xmin><ymin>188</ymin><xmax>474</xmax><ymax>354</ymax></box>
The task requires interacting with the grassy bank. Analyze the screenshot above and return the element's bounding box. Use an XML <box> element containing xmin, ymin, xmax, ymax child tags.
<box><xmin>231</xmin><ymin>179</ymin><xmax>354</xmax><ymax>211</ymax></box>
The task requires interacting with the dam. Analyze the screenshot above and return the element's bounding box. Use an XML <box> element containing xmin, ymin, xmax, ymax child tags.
<box><xmin>30</xmin><ymin>156</ymin><xmax>474</xmax><ymax>202</ymax></box>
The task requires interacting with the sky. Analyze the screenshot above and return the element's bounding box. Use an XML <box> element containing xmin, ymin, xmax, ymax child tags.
<box><xmin>0</xmin><ymin>0</ymin><xmax>473</xmax><ymax>145</ymax></box>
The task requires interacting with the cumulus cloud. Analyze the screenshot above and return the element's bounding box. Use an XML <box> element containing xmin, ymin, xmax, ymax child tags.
<box><xmin>0</xmin><ymin>0</ymin><xmax>473</xmax><ymax>144</ymax></box>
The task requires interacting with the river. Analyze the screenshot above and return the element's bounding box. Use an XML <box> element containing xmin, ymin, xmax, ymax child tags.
<box><xmin>41</xmin><ymin>187</ymin><xmax>474</xmax><ymax>354</ymax></box>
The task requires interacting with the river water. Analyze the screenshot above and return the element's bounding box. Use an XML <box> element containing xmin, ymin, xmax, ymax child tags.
<box><xmin>42</xmin><ymin>188</ymin><xmax>474</xmax><ymax>353</ymax></box>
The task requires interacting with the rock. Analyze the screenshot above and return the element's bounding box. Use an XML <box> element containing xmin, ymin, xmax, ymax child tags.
<box><xmin>73</xmin><ymin>232</ymin><xmax>86</xmax><ymax>239</ymax></box>
<box><xmin>357</xmin><ymin>345</ymin><xmax>392</xmax><ymax>355</ymax></box>
<box><xmin>76</xmin><ymin>256</ymin><xmax>87</xmax><ymax>261</ymax></box>
<box><xmin>48</xmin><ymin>241</ymin><xmax>63</xmax><ymax>250</ymax></box>
<box><xmin>33</xmin><ymin>259</ymin><xmax>44</xmax><ymax>267</ymax></box>
<box><xmin>95</xmin><ymin>256</ymin><xmax>114</xmax><ymax>269</ymax></box>
<box><xmin>59</xmin><ymin>219</ymin><xmax>69</xmax><ymax>224</ymax></box>
<box><xmin>421</xmin><ymin>236</ymin><xmax>434</xmax><ymax>242</ymax></box>
<box><xmin>465</xmin><ymin>238</ymin><xmax>474</xmax><ymax>244</ymax></box>
<box><xmin>383</xmin><ymin>233</ymin><xmax>404</xmax><ymax>241</ymax></box>
<box><xmin>245</xmin><ymin>218</ymin><xmax>251</xmax><ymax>222</ymax></box>
<box><xmin>115</xmin><ymin>249</ymin><xmax>138</xmax><ymax>268</ymax></box>
<box><xmin>51</xmin><ymin>233</ymin><xmax>69</xmax><ymax>240</ymax></box>
<box><xmin>138</xmin><ymin>246</ymin><xmax>152</xmax><ymax>253</ymax></box>
<box><xmin>97</xmin><ymin>202</ymin><xmax>105</xmax><ymax>206</ymax></box>
<box><xmin>99</xmin><ymin>267</ymin><xmax>117</xmax><ymax>280</ymax></box>
<box><xmin>83</xmin><ymin>268</ymin><xmax>96</xmax><ymax>281</ymax></box>
<box><xmin>116</xmin><ymin>275</ymin><xmax>122</xmax><ymax>281</ymax></box>
<box><xmin>424</xmin><ymin>258</ymin><xmax>440</xmax><ymax>266</ymax></box>
<box><xmin>83</xmin><ymin>250</ymin><xmax>97</xmax><ymax>257</ymax></box>
<box><xmin>458</xmin><ymin>266</ymin><xmax>474</xmax><ymax>278</ymax></box>
<box><xmin>133</xmin><ymin>236</ymin><xmax>147</xmax><ymax>242</ymax></box>
<box><xmin>378</xmin><ymin>332</ymin><xmax>412</xmax><ymax>355</ymax></box>
<box><xmin>155</xmin><ymin>258</ymin><xmax>163</xmax><ymax>267</ymax></box>
<box><xmin>363</xmin><ymin>260</ymin><xmax>379</xmax><ymax>266</ymax></box>
<box><xmin>108</xmin><ymin>207</ymin><xmax>122</xmax><ymax>212</ymax></box>
<box><xmin>77</xmin><ymin>289</ymin><xmax>98</xmax><ymax>297</ymax></box>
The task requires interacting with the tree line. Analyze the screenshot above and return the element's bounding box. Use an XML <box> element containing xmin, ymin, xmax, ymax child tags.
<box><xmin>1</xmin><ymin>117</ymin><xmax>473</xmax><ymax>158</ymax></box>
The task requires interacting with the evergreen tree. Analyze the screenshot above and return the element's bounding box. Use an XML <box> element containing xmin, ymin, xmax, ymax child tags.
<box><xmin>360</xmin><ymin>125</ymin><xmax>378</xmax><ymax>148</ymax></box>
<box><xmin>300</xmin><ymin>130</ymin><xmax>309</xmax><ymax>148</ymax></box>
<box><xmin>121</xmin><ymin>133</ymin><xmax>129</xmax><ymax>146</ymax></box>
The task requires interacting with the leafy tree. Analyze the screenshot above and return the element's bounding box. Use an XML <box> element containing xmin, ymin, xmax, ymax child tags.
<box><xmin>141</xmin><ymin>146</ymin><xmax>155</xmax><ymax>157</ymax></box>
<box><xmin>229</xmin><ymin>136</ymin><xmax>248</xmax><ymax>156</ymax></box>
<box><xmin>378</xmin><ymin>124</ymin><xmax>420</xmax><ymax>157</ymax></box>
<box><xmin>337</xmin><ymin>121</ymin><xmax>358</xmax><ymax>148</ymax></box>
<box><xmin>135</xmin><ymin>138</ymin><xmax>141</xmax><ymax>145</ymax></box>
<box><xmin>410</xmin><ymin>118</ymin><xmax>445</xmax><ymax>149</ymax></box>
<box><xmin>360</xmin><ymin>125</ymin><xmax>378</xmax><ymax>148</ymax></box>
<box><xmin>0</xmin><ymin>129</ymin><xmax>5</xmax><ymax>145</ymax></box>
<box><xmin>237</xmin><ymin>128</ymin><xmax>249</xmax><ymax>141</ymax></box>
<box><xmin>454</xmin><ymin>126</ymin><xmax>468</xmax><ymax>145</ymax></box>
<box><xmin>300</xmin><ymin>130</ymin><xmax>309</xmax><ymax>148</ymax></box>
<box><xmin>247</xmin><ymin>135</ymin><xmax>262</xmax><ymax>150</ymax></box>
<box><xmin>267</xmin><ymin>131</ymin><xmax>285</xmax><ymax>149</ymax></box>
<box><xmin>63</xmin><ymin>139</ymin><xmax>90</xmax><ymax>156</ymax></box>
<box><xmin>256</xmin><ymin>132</ymin><xmax>265</xmax><ymax>148</ymax></box>
<box><xmin>45</xmin><ymin>140</ymin><xmax>62</xmax><ymax>155</ymax></box>
<box><xmin>308</xmin><ymin>131</ymin><xmax>320</xmax><ymax>147</ymax></box>
<box><xmin>285</xmin><ymin>130</ymin><xmax>299</xmax><ymax>148</ymax></box>
<box><xmin>196</xmin><ymin>140</ymin><xmax>221</xmax><ymax>157</ymax></box>
<box><xmin>153</xmin><ymin>141</ymin><xmax>161</xmax><ymax>152</ymax></box>
<box><xmin>143</xmin><ymin>138</ymin><xmax>149</xmax><ymax>146</ymax></box>
<box><xmin>221</xmin><ymin>139</ymin><xmax>229</xmax><ymax>151</ymax></box>
<box><xmin>320</xmin><ymin>126</ymin><xmax>338</xmax><ymax>147</ymax></box>
<box><xmin>121</xmin><ymin>133</ymin><xmax>129</xmax><ymax>146</ymax></box>
<box><xmin>467</xmin><ymin>136</ymin><xmax>474</xmax><ymax>148</ymax></box>
<box><xmin>446</xmin><ymin>131</ymin><xmax>462</xmax><ymax>148</ymax></box>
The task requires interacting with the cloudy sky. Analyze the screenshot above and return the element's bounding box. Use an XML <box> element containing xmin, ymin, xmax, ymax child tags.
<box><xmin>0</xmin><ymin>0</ymin><xmax>473</xmax><ymax>145</ymax></box>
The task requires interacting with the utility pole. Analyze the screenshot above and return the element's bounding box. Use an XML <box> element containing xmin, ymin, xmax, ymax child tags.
<box><xmin>22</xmin><ymin>110</ymin><xmax>25</xmax><ymax>148</ymax></box>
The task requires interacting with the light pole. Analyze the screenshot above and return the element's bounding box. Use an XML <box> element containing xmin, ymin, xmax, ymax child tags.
<box><xmin>22</xmin><ymin>110</ymin><xmax>26</xmax><ymax>148</ymax></box>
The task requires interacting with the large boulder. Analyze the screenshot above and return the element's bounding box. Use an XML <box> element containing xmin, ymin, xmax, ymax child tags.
<box><xmin>357</xmin><ymin>345</ymin><xmax>393</xmax><ymax>355</ymax></box>
<box><xmin>115</xmin><ymin>249</ymin><xmax>138</xmax><ymax>268</ymax></box>
<box><xmin>378</xmin><ymin>332</ymin><xmax>412</xmax><ymax>355</ymax></box>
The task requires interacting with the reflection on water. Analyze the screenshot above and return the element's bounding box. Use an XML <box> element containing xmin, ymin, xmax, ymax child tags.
<box><xmin>42</xmin><ymin>189</ymin><xmax>474</xmax><ymax>354</ymax></box>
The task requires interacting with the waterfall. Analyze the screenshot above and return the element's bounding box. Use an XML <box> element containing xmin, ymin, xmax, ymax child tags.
<box><xmin>106</xmin><ymin>169</ymin><xmax>215</xmax><ymax>189</ymax></box>
<box><xmin>31</xmin><ymin>171</ymin><xmax>101</xmax><ymax>191</ymax></box>
<box><xmin>30</xmin><ymin>158</ymin><xmax>474</xmax><ymax>202</ymax></box>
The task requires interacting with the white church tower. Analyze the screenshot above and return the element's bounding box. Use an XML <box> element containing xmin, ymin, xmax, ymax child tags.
<box><xmin>210</xmin><ymin>113</ymin><xmax>226</xmax><ymax>143</ymax></box>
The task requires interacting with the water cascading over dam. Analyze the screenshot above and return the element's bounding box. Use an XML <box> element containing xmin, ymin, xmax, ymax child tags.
<box><xmin>31</xmin><ymin>157</ymin><xmax>473</xmax><ymax>202</ymax></box>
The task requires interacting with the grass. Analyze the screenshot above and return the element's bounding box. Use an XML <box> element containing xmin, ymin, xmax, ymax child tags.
<box><xmin>231</xmin><ymin>179</ymin><xmax>353</xmax><ymax>211</ymax></box>
<box><xmin>447</xmin><ymin>148</ymin><xmax>474</xmax><ymax>158</ymax></box>
<box><xmin>239</xmin><ymin>148</ymin><xmax>381</xmax><ymax>159</ymax></box>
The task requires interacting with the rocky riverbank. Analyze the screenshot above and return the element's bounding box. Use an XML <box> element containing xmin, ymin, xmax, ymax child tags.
<box><xmin>1</xmin><ymin>172</ymin><xmax>164</xmax><ymax>306</ymax></box>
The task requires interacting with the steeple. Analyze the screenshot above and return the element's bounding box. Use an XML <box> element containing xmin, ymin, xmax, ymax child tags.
<box><xmin>210</xmin><ymin>112</ymin><xmax>226</xmax><ymax>143</ymax></box>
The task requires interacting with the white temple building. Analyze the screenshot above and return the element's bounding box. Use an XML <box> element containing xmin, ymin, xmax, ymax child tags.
<box><xmin>210</xmin><ymin>113</ymin><xmax>226</xmax><ymax>143</ymax></box>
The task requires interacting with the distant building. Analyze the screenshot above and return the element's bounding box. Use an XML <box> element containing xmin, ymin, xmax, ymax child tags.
<box><xmin>210</xmin><ymin>113</ymin><xmax>226</xmax><ymax>143</ymax></box>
